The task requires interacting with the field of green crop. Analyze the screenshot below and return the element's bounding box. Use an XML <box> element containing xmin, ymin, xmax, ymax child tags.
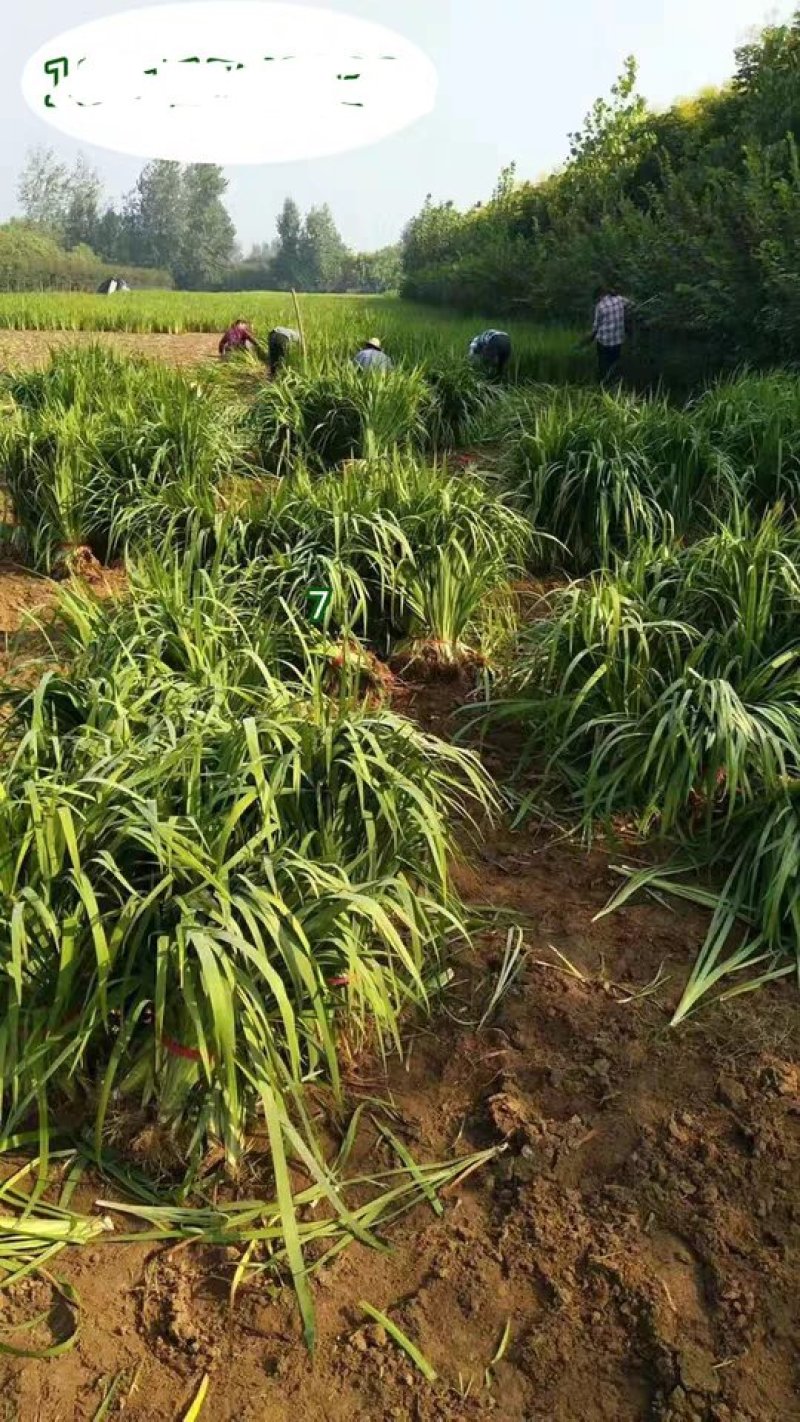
<box><xmin>0</xmin><ymin>301</ymin><xmax>798</xmax><ymax>1369</ymax></box>
<box><xmin>0</xmin><ymin>291</ymin><xmax>591</xmax><ymax>384</ymax></box>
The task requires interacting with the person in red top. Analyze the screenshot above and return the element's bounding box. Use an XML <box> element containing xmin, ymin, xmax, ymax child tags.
<box><xmin>218</xmin><ymin>319</ymin><xmax>266</xmax><ymax>361</ymax></box>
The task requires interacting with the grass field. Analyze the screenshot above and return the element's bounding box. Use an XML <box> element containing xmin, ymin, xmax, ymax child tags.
<box><xmin>0</xmin><ymin>291</ymin><xmax>591</xmax><ymax>383</ymax></box>
<box><xmin>0</xmin><ymin>298</ymin><xmax>797</xmax><ymax>1418</ymax></box>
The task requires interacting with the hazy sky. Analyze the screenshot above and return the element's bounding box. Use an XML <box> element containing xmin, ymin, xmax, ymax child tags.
<box><xmin>3</xmin><ymin>0</ymin><xmax>795</xmax><ymax>252</ymax></box>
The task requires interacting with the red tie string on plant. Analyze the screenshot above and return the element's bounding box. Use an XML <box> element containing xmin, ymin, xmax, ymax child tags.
<box><xmin>160</xmin><ymin>981</ymin><xmax>350</xmax><ymax>1062</ymax></box>
<box><xmin>46</xmin><ymin>980</ymin><xmax>350</xmax><ymax>1064</ymax></box>
<box><xmin>161</xmin><ymin>1035</ymin><xmax>204</xmax><ymax>1062</ymax></box>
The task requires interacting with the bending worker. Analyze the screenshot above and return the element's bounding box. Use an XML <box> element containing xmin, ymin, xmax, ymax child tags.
<box><xmin>354</xmin><ymin>337</ymin><xmax>392</xmax><ymax>371</ymax></box>
<box><xmin>218</xmin><ymin>318</ymin><xmax>266</xmax><ymax>361</ymax></box>
<box><xmin>267</xmin><ymin>326</ymin><xmax>301</xmax><ymax>378</ymax></box>
<box><xmin>469</xmin><ymin>329</ymin><xmax>512</xmax><ymax>378</ymax></box>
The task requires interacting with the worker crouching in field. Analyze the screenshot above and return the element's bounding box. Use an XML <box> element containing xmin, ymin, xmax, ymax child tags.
<box><xmin>583</xmin><ymin>284</ymin><xmax>633</xmax><ymax>384</ymax></box>
<box><xmin>218</xmin><ymin>319</ymin><xmax>267</xmax><ymax>362</ymax></box>
<box><xmin>469</xmin><ymin>329</ymin><xmax>512</xmax><ymax>378</ymax></box>
<box><xmin>354</xmin><ymin>337</ymin><xmax>393</xmax><ymax>371</ymax></box>
<box><xmin>268</xmin><ymin>326</ymin><xmax>301</xmax><ymax>378</ymax></box>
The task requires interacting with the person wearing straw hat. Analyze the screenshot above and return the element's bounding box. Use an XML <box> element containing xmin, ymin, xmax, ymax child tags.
<box><xmin>354</xmin><ymin>337</ymin><xmax>392</xmax><ymax>371</ymax></box>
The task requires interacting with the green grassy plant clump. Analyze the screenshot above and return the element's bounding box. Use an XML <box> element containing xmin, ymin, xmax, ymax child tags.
<box><xmin>245</xmin><ymin>359</ymin><xmax>494</xmax><ymax>472</ymax></box>
<box><xmin>480</xmin><ymin>507</ymin><xmax>800</xmax><ymax>1016</ymax></box>
<box><xmin>0</xmin><ymin>554</ymin><xmax>494</xmax><ymax>1170</ymax></box>
<box><xmin>246</xmin><ymin>364</ymin><xmax>432</xmax><ymax>471</ymax></box>
<box><xmin>497</xmin><ymin>386</ymin><xmax>732</xmax><ymax>571</ymax></box>
<box><xmin>690</xmin><ymin>369</ymin><xmax>800</xmax><ymax>510</ymax></box>
<box><xmin>108</xmin><ymin>452</ymin><xmax>530</xmax><ymax>663</ymax></box>
<box><xmin>1</xmin><ymin>346</ymin><xmax>243</xmax><ymax>569</ymax></box>
<box><xmin>421</xmin><ymin>358</ymin><xmax>493</xmax><ymax>449</ymax></box>
<box><xmin>230</xmin><ymin>453</ymin><xmax>532</xmax><ymax>657</ymax></box>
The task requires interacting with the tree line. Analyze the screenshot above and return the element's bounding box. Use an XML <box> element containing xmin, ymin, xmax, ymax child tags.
<box><xmin>218</xmin><ymin>198</ymin><xmax>401</xmax><ymax>295</ymax></box>
<box><xmin>9</xmin><ymin>150</ymin><xmax>400</xmax><ymax>294</ymax></box>
<box><xmin>400</xmin><ymin>10</ymin><xmax>800</xmax><ymax>378</ymax></box>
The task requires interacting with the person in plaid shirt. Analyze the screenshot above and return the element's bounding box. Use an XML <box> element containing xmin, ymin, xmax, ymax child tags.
<box><xmin>583</xmin><ymin>284</ymin><xmax>632</xmax><ymax>382</ymax></box>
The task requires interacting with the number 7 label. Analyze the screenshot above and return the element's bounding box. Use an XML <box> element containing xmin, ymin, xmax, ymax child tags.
<box><xmin>307</xmin><ymin>588</ymin><xmax>332</xmax><ymax>624</ymax></box>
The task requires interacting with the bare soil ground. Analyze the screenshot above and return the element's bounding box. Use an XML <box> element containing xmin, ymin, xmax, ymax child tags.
<box><xmin>0</xmin><ymin>579</ymin><xmax>798</xmax><ymax>1421</ymax></box>
<box><xmin>0</xmin><ymin>330</ymin><xmax>221</xmax><ymax>370</ymax></box>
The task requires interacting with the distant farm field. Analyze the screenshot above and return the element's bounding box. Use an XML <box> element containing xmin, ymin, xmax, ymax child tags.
<box><xmin>0</xmin><ymin>291</ymin><xmax>590</xmax><ymax>383</ymax></box>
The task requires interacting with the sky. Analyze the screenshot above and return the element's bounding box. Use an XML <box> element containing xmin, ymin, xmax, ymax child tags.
<box><xmin>3</xmin><ymin>0</ymin><xmax>796</xmax><ymax>253</ymax></box>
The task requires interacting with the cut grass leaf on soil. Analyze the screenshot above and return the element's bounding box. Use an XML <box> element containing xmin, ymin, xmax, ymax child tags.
<box><xmin>600</xmin><ymin>848</ymin><xmax>800</xmax><ymax>1023</ymax></box>
<box><xmin>89</xmin><ymin>1144</ymin><xmax>500</xmax><ymax>1352</ymax></box>
<box><xmin>0</xmin><ymin>1156</ymin><xmax>113</xmax><ymax>1358</ymax></box>
<box><xmin>485</xmin><ymin>1316</ymin><xmax>513</xmax><ymax>1390</ymax></box>
<box><xmin>92</xmin><ymin>1366</ymin><xmax>142</xmax><ymax>1422</ymax></box>
<box><xmin>0</xmin><ymin>1142</ymin><xmax>499</xmax><ymax>1360</ymax></box>
<box><xmin>182</xmin><ymin>1373</ymin><xmax>210</xmax><ymax>1422</ymax></box>
<box><xmin>358</xmin><ymin>1300</ymin><xmax>438</xmax><ymax>1382</ymax></box>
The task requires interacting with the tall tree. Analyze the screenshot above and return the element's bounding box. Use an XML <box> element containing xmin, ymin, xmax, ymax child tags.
<box><xmin>299</xmin><ymin>204</ymin><xmax>348</xmax><ymax>291</ymax></box>
<box><xmin>17</xmin><ymin>147</ymin><xmax>70</xmax><ymax>236</ymax></box>
<box><xmin>123</xmin><ymin>161</ymin><xmax>186</xmax><ymax>271</ymax></box>
<box><xmin>735</xmin><ymin>13</ymin><xmax>800</xmax><ymax>147</ymax></box>
<box><xmin>247</xmin><ymin>240</ymin><xmax>278</xmax><ymax>263</ymax></box>
<box><xmin>270</xmin><ymin>198</ymin><xmax>307</xmax><ymax>289</ymax></box>
<box><xmin>563</xmin><ymin>56</ymin><xmax>656</xmax><ymax>218</ymax></box>
<box><xmin>174</xmin><ymin>165</ymin><xmax>236</xmax><ymax>289</ymax></box>
<box><xmin>340</xmin><ymin>245</ymin><xmax>401</xmax><ymax>293</ymax></box>
<box><xmin>94</xmin><ymin>206</ymin><xmax>129</xmax><ymax>264</ymax></box>
<box><xmin>63</xmin><ymin>155</ymin><xmax>104</xmax><ymax>251</ymax></box>
<box><xmin>401</xmin><ymin>195</ymin><xmax>465</xmax><ymax>275</ymax></box>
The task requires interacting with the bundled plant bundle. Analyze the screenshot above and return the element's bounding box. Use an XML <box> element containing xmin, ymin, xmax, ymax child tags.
<box><xmin>1</xmin><ymin>346</ymin><xmax>243</xmax><ymax>569</ymax></box>
<box><xmin>480</xmin><ymin>507</ymin><xmax>800</xmax><ymax>1016</ymax></box>
<box><xmin>498</xmin><ymin>387</ymin><xmax>733</xmax><ymax>569</ymax></box>
<box><xmin>0</xmin><ymin>562</ymin><xmax>494</xmax><ymax>1170</ymax></box>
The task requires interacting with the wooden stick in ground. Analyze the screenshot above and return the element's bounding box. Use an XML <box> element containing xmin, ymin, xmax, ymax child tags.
<box><xmin>291</xmin><ymin>289</ymin><xmax>307</xmax><ymax>366</ymax></box>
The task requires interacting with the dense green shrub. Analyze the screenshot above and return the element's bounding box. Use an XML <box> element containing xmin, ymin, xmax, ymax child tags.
<box><xmin>478</xmin><ymin>509</ymin><xmax>800</xmax><ymax>1018</ymax></box>
<box><xmin>401</xmin><ymin>13</ymin><xmax>800</xmax><ymax>378</ymax></box>
<box><xmin>1</xmin><ymin>346</ymin><xmax>241</xmax><ymax>566</ymax></box>
<box><xmin>0</xmin><ymin>223</ymin><xmax>170</xmax><ymax>292</ymax></box>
